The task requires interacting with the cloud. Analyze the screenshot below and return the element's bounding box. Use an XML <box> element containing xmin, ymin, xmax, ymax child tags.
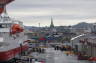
<box><xmin>6</xmin><ymin>0</ymin><xmax>96</xmax><ymax>26</ymax></box>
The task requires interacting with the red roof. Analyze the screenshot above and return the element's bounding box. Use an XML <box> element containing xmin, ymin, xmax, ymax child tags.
<box><xmin>39</xmin><ymin>37</ymin><xmax>46</xmax><ymax>40</ymax></box>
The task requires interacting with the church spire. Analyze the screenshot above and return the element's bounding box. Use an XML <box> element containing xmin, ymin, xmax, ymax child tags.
<box><xmin>50</xmin><ymin>17</ymin><xmax>54</xmax><ymax>28</ymax></box>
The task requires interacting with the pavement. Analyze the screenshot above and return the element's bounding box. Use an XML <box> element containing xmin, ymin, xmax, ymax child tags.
<box><xmin>30</xmin><ymin>48</ymin><xmax>90</xmax><ymax>63</ymax></box>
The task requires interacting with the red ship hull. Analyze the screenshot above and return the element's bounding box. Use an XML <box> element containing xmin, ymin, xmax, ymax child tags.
<box><xmin>0</xmin><ymin>44</ymin><xmax>29</xmax><ymax>62</ymax></box>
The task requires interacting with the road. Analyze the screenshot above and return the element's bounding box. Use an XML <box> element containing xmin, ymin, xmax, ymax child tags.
<box><xmin>31</xmin><ymin>48</ymin><xmax>90</xmax><ymax>63</ymax></box>
<box><xmin>46</xmin><ymin>48</ymin><xmax>90</xmax><ymax>63</ymax></box>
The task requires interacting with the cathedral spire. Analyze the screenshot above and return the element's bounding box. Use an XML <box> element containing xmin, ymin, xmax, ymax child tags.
<box><xmin>50</xmin><ymin>17</ymin><xmax>54</xmax><ymax>28</ymax></box>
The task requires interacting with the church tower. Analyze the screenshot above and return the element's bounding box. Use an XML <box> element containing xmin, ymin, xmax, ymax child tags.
<box><xmin>50</xmin><ymin>17</ymin><xmax>54</xmax><ymax>28</ymax></box>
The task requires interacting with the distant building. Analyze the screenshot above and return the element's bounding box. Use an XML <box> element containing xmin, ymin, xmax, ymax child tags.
<box><xmin>71</xmin><ymin>23</ymin><xmax>96</xmax><ymax>58</ymax></box>
<box><xmin>49</xmin><ymin>17</ymin><xmax>57</xmax><ymax>33</ymax></box>
<box><xmin>50</xmin><ymin>17</ymin><xmax>54</xmax><ymax>28</ymax></box>
<box><xmin>70</xmin><ymin>28</ymin><xmax>91</xmax><ymax>35</ymax></box>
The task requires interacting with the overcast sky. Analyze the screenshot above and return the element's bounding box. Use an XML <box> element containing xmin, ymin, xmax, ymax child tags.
<box><xmin>6</xmin><ymin>0</ymin><xmax>96</xmax><ymax>26</ymax></box>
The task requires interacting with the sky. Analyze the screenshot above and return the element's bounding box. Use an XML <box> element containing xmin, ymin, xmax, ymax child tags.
<box><xmin>6</xmin><ymin>0</ymin><xmax>96</xmax><ymax>26</ymax></box>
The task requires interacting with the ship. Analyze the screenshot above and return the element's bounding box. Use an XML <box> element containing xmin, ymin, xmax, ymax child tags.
<box><xmin>0</xmin><ymin>0</ymin><xmax>29</xmax><ymax>62</ymax></box>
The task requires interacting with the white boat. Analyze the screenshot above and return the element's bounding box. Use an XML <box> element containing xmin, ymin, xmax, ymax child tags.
<box><xmin>0</xmin><ymin>0</ymin><xmax>29</xmax><ymax>62</ymax></box>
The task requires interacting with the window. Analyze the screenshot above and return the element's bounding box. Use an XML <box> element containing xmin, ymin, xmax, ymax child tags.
<box><xmin>0</xmin><ymin>24</ymin><xmax>10</xmax><ymax>28</ymax></box>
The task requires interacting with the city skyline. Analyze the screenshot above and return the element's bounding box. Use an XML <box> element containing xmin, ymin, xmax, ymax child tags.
<box><xmin>6</xmin><ymin>0</ymin><xmax>96</xmax><ymax>26</ymax></box>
